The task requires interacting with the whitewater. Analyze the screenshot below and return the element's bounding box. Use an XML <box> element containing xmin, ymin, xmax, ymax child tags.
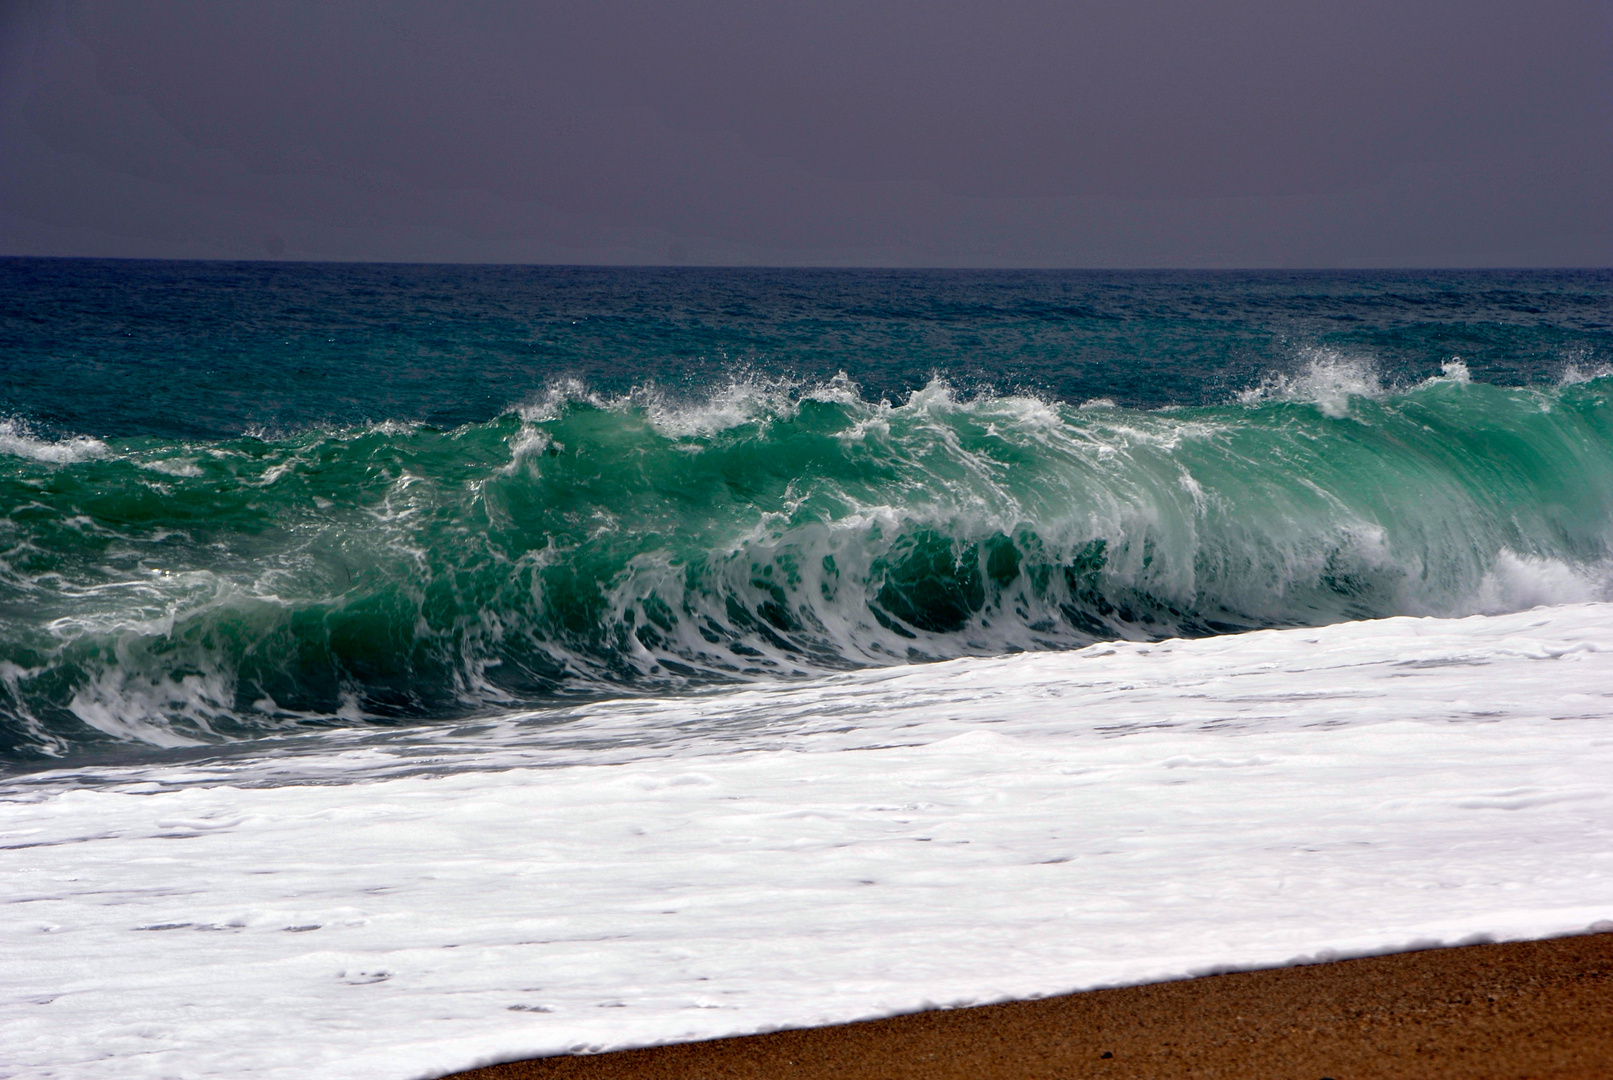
<box><xmin>4</xmin><ymin>605</ymin><xmax>1613</xmax><ymax>1078</ymax></box>
<box><xmin>3</xmin><ymin>264</ymin><xmax>1612</xmax><ymax>1078</ymax></box>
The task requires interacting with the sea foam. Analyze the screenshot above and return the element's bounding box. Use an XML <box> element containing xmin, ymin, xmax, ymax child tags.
<box><xmin>3</xmin><ymin>603</ymin><xmax>1610</xmax><ymax>1079</ymax></box>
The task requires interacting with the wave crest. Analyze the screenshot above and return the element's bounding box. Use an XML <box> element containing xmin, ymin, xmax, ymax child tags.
<box><xmin>4</xmin><ymin>372</ymin><xmax>1613</xmax><ymax>759</ymax></box>
<box><xmin>0</xmin><ymin>419</ymin><xmax>108</xmax><ymax>464</ymax></box>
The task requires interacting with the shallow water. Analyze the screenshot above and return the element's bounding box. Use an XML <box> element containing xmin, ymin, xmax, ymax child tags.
<box><xmin>4</xmin><ymin>606</ymin><xmax>1613</xmax><ymax>1079</ymax></box>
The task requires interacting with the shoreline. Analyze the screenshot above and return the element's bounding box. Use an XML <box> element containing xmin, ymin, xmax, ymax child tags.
<box><xmin>444</xmin><ymin>932</ymin><xmax>1613</xmax><ymax>1080</ymax></box>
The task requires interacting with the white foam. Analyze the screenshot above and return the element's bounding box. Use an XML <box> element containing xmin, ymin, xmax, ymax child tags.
<box><xmin>517</xmin><ymin>375</ymin><xmax>1060</xmax><ymax>444</ymax></box>
<box><xmin>639</xmin><ymin>379</ymin><xmax>796</xmax><ymax>437</ymax></box>
<box><xmin>514</xmin><ymin>377</ymin><xmax>606</xmax><ymax>424</ymax></box>
<box><xmin>1559</xmin><ymin>360</ymin><xmax>1613</xmax><ymax>386</ymax></box>
<box><xmin>1474</xmin><ymin>549</ymin><xmax>1612</xmax><ymax>613</ymax></box>
<box><xmin>0</xmin><ymin>419</ymin><xmax>108</xmax><ymax>464</ymax></box>
<box><xmin>4</xmin><ymin>603</ymin><xmax>1613</xmax><ymax>1079</ymax></box>
<box><xmin>141</xmin><ymin>458</ymin><xmax>204</xmax><ymax>478</ymax></box>
<box><xmin>1237</xmin><ymin>350</ymin><xmax>1384</xmax><ymax>418</ymax></box>
<box><xmin>501</xmin><ymin>426</ymin><xmax>552</xmax><ymax>473</ymax></box>
<box><xmin>65</xmin><ymin>664</ymin><xmax>230</xmax><ymax>748</ymax></box>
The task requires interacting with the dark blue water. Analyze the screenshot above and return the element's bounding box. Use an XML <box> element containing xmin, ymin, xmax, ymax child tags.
<box><xmin>5</xmin><ymin>260</ymin><xmax>1608</xmax><ymax>440</ymax></box>
<box><xmin>2</xmin><ymin>259</ymin><xmax>1611</xmax><ymax>765</ymax></box>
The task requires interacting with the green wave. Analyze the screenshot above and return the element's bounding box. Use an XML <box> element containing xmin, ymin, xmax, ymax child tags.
<box><xmin>4</xmin><ymin>365</ymin><xmax>1613</xmax><ymax>758</ymax></box>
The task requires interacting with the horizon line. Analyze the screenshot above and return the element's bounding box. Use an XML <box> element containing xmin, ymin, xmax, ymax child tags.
<box><xmin>3</xmin><ymin>255</ymin><xmax>1610</xmax><ymax>274</ymax></box>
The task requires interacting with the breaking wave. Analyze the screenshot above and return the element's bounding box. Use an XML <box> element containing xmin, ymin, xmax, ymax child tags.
<box><xmin>4</xmin><ymin>365</ymin><xmax>1613</xmax><ymax>759</ymax></box>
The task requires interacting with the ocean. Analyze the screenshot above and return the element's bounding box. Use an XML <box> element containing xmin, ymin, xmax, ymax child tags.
<box><xmin>3</xmin><ymin>261</ymin><xmax>1613</xmax><ymax>1078</ymax></box>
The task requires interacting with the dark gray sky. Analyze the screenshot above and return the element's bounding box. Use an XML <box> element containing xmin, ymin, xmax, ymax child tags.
<box><xmin>2</xmin><ymin>0</ymin><xmax>1610</xmax><ymax>266</ymax></box>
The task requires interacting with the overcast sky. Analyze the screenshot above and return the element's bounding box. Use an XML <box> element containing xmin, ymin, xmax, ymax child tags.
<box><xmin>2</xmin><ymin>0</ymin><xmax>1610</xmax><ymax>267</ymax></box>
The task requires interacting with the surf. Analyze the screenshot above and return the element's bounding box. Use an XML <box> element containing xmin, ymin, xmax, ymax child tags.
<box><xmin>3</xmin><ymin>361</ymin><xmax>1612</xmax><ymax>759</ymax></box>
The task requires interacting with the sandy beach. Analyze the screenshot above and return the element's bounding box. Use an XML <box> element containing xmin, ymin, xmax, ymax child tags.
<box><xmin>446</xmin><ymin>932</ymin><xmax>1613</xmax><ymax>1080</ymax></box>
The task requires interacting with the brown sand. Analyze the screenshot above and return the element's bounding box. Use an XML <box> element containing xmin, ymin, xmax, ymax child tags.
<box><xmin>444</xmin><ymin>932</ymin><xmax>1613</xmax><ymax>1080</ymax></box>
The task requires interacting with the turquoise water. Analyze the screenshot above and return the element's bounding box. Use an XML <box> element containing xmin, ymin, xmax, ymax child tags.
<box><xmin>2</xmin><ymin>261</ymin><xmax>1610</xmax><ymax>761</ymax></box>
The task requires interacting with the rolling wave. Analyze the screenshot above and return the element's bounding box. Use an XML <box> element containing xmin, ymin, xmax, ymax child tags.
<box><xmin>4</xmin><ymin>360</ymin><xmax>1612</xmax><ymax>758</ymax></box>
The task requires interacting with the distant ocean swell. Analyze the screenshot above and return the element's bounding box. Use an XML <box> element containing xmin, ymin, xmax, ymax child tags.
<box><xmin>3</xmin><ymin>358</ymin><xmax>1612</xmax><ymax>760</ymax></box>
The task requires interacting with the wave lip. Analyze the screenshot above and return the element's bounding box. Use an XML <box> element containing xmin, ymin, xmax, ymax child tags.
<box><xmin>3</xmin><ymin>370</ymin><xmax>1613</xmax><ymax>759</ymax></box>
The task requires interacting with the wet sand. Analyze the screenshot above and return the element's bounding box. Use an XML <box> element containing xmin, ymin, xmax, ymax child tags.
<box><xmin>444</xmin><ymin>932</ymin><xmax>1613</xmax><ymax>1080</ymax></box>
